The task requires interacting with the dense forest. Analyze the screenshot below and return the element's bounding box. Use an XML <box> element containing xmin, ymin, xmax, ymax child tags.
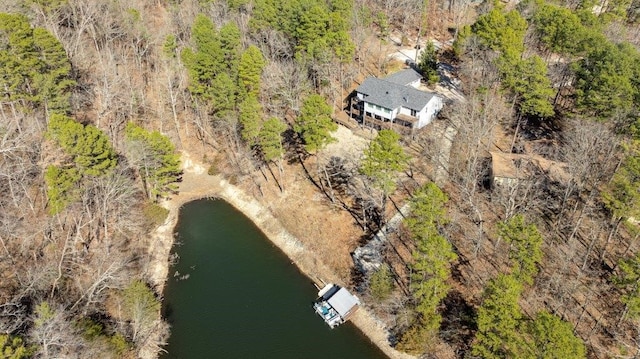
<box><xmin>2</xmin><ymin>0</ymin><xmax>640</xmax><ymax>358</ymax></box>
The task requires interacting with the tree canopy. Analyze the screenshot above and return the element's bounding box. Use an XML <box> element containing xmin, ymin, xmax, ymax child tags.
<box><xmin>398</xmin><ymin>183</ymin><xmax>456</xmax><ymax>355</ymax></box>
<box><xmin>531</xmin><ymin>2</ymin><xmax>590</xmax><ymax>56</ymax></box>
<box><xmin>294</xmin><ymin>94</ymin><xmax>337</xmax><ymax>152</ymax></box>
<box><xmin>472</xmin><ymin>274</ymin><xmax>524</xmax><ymax>359</ymax></box>
<box><xmin>603</xmin><ymin>141</ymin><xmax>640</xmax><ymax>222</ymax></box>
<box><xmin>359</xmin><ymin>129</ymin><xmax>409</xmax><ymax>197</ymax></box>
<box><xmin>615</xmin><ymin>251</ymin><xmax>640</xmax><ymax>321</ymax></box>
<box><xmin>250</xmin><ymin>0</ymin><xmax>354</xmax><ymax>63</ymax></box>
<box><xmin>181</xmin><ymin>14</ymin><xmax>241</xmax><ymax>118</ymax></box>
<box><xmin>498</xmin><ymin>214</ymin><xmax>544</xmax><ymax>285</ymax></box>
<box><xmin>0</xmin><ymin>12</ymin><xmax>74</xmax><ymax>113</ymax></box>
<box><xmin>461</xmin><ymin>7</ymin><xmax>554</xmax><ymax>118</ymax></box>
<box><xmin>238</xmin><ymin>45</ymin><xmax>266</xmax><ymax>99</ymax></box>
<box><xmin>0</xmin><ymin>335</ymin><xmax>31</xmax><ymax>359</ymax></box>
<box><xmin>124</xmin><ymin>123</ymin><xmax>181</xmax><ymax>201</ymax></box>
<box><xmin>470</xmin><ymin>7</ymin><xmax>527</xmax><ymax>56</ymax></box>
<box><xmin>574</xmin><ymin>42</ymin><xmax>640</xmax><ymax>118</ymax></box>
<box><xmin>418</xmin><ymin>41</ymin><xmax>439</xmax><ymax>85</ymax></box>
<box><xmin>522</xmin><ymin>311</ymin><xmax>586</xmax><ymax>359</ymax></box>
<box><xmin>259</xmin><ymin>117</ymin><xmax>288</xmax><ymax>162</ymax></box>
<box><xmin>48</xmin><ymin>113</ymin><xmax>118</xmax><ymax>176</ymax></box>
<box><xmin>44</xmin><ymin>165</ymin><xmax>81</xmax><ymax>215</ymax></box>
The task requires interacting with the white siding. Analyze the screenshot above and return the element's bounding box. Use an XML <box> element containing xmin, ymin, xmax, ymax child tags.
<box><xmin>390</xmin><ymin>108</ymin><xmax>400</xmax><ymax>122</ymax></box>
<box><xmin>398</xmin><ymin>107</ymin><xmax>413</xmax><ymax>116</ymax></box>
<box><xmin>415</xmin><ymin>96</ymin><xmax>444</xmax><ymax>129</ymax></box>
<box><xmin>363</xmin><ymin>102</ymin><xmax>393</xmax><ymax>120</ymax></box>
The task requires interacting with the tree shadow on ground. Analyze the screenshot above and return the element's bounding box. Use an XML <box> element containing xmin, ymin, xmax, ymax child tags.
<box><xmin>440</xmin><ymin>290</ymin><xmax>477</xmax><ymax>358</ymax></box>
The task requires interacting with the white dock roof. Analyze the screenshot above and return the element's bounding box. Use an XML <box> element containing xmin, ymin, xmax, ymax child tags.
<box><xmin>327</xmin><ymin>288</ymin><xmax>359</xmax><ymax>318</ymax></box>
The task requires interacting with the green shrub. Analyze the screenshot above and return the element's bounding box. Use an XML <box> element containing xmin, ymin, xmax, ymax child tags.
<box><xmin>369</xmin><ymin>265</ymin><xmax>394</xmax><ymax>301</ymax></box>
<box><xmin>77</xmin><ymin>318</ymin><xmax>104</xmax><ymax>340</ymax></box>
<box><xmin>143</xmin><ymin>203</ymin><xmax>169</xmax><ymax>227</ymax></box>
<box><xmin>109</xmin><ymin>333</ymin><xmax>130</xmax><ymax>355</ymax></box>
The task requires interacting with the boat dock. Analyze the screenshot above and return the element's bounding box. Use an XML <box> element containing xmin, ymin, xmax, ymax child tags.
<box><xmin>313</xmin><ymin>284</ymin><xmax>360</xmax><ymax>328</ymax></box>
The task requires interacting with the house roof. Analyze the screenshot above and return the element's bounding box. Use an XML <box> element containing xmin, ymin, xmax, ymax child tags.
<box><xmin>327</xmin><ymin>287</ymin><xmax>359</xmax><ymax>318</ymax></box>
<box><xmin>356</xmin><ymin>77</ymin><xmax>436</xmax><ymax>111</ymax></box>
<box><xmin>384</xmin><ymin>68</ymin><xmax>423</xmax><ymax>86</ymax></box>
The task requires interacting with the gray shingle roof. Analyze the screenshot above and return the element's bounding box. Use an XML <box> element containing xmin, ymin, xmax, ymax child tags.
<box><xmin>356</xmin><ymin>77</ymin><xmax>435</xmax><ymax>112</ymax></box>
<box><xmin>384</xmin><ymin>68</ymin><xmax>423</xmax><ymax>86</ymax></box>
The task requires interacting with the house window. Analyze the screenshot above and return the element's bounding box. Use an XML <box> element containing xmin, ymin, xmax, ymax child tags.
<box><xmin>410</xmin><ymin>109</ymin><xmax>417</xmax><ymax>116</ymax></box>
<box><xmin>384</xmin><ymin>108</ymin><xmax>390</xmax><ymax>113</ymax></box>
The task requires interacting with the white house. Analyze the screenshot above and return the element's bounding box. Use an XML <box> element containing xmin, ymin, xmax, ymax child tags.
<box><xmin>354</xmin><ymin>68</ymin><xmax>443</xmax><ymax>130</ymax></box>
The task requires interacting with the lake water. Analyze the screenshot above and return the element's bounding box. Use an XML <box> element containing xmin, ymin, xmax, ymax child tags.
<box><xmin>161</xmin><ymin>199</ymin><xmax>388</xmax><ymax>359</ymax></box>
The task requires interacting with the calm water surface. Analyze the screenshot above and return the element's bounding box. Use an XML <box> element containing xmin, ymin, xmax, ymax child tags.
<box><xmin>161</xmin><ymin>199</ymin><xmax>388</xmax><ymax>359</ymax></box>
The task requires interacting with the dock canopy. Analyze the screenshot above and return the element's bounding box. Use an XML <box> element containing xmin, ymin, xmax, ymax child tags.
<box><xmin>327</xmin><ymin>288</ymin><xmax>359</xmax><ymax>318</ymax></box>
<box><xmin>314</xmin><ymin>284</ymin><xmax>360</xmax><ymax>328</ymax></box>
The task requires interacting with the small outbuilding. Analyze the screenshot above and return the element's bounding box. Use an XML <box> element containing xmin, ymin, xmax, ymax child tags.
<box><xmin>313</xmin><ymin>284</ymin><xmax>360</xmax><ymax>328</ymax></box>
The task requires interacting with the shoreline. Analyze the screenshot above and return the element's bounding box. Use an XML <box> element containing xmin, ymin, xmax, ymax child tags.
<box><xmin>147</xmin><ymin>152</ymin><xmax>415</xmax><ymax>359</ymax></box>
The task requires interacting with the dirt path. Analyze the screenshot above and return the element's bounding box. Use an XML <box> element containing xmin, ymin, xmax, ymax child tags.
<box><xmin>147</xmin><ymin>151</ymin><xmax>415</xmax><ymax>359</ymax></box>
<box><xmin>434</xmin><ymin>123</ymin><xmax>458</xmax><ymax>186</ymax></box>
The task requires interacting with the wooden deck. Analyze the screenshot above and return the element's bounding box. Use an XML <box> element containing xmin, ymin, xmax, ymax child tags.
<box><xmin>348</xmin><ymin>98</ymin><xmax>416</xmax><ymax>135</ymax></box>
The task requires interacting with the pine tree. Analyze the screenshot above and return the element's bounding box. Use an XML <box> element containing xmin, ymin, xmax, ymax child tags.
<box><xmin>0</xmin><ymin>13</ymin><xmax>74</xmax><ymax>113</ymax></box>
<box><xmin>615</xmin><ymin>251</ymin><xmax>640</xmax><ymax>321</ymax></box>
<box><xmin>238</xmin><ymin>95</ymin><xmax>263</xmax><ymax>147</ymax></box>
<box><xmin>47</xmin><ymin>114</ymin><xmax>117</xmax><ymax>176</ymax></box>
<box><xmin>515</xmin><ymin>56</ymin><xmax>555</xmax><ymax>118</ymax></box>
<box><xmin>238</xmin><ymin>45</ymin><xmax>266</xmax><ymax>99</ymax></box>
<box><xmin>532</xmin><ymin>3</ymin><xmax>588</xmax><ymax>56</ymax></box>
<box><xmin>44</xmin><ymin>165</ymin><xmax>81</xmax><ymax>215</ymax></box>
<box><xmin>259</xmin><ymin>117</ymin><xmax>288</xmax><ymax>162</ymax></box>
<box><xmin>0</xmin><ymin>334</ymin><xmax>31</xmax><ymax>359</ymax></box>
<box><xmin>603</xmin><ymin>140</ymin><xmax>640</xmax><ymax>223</ymax></box>
<box><xmin>163</xmin><ymin>35</ymin><xmax>177</xmax><ymax>58</ymax></box>
<box><xmin>181</xmin><ymin>14</ymin><xmax>226</xmax><ymax>102</ymax></box>
<box><xmin>498</xmin><ymin>214</ymin><xmax>544</xmax><ymax>285</ymax></box>
<box><xmin>398</xmin><ymin>183</ymin><xmax>456</xmax><ymax>355</ymax></box>
<box><xmin>396</xmin><ymin>324</ymin><xmax>433</xmax><ymax>355</ymax></box>
<box><xmin>219</xmin><ymin>22</ymin><xmax>242</xmax><ymax>75</ymax></box>
<box><xmin>124</xmin><ymin>123</ymin><xmax>181</xmax><ymax>201</ymax></box>
<box><xmin>574</xmin><ymin>42</ymin><xmax>640</xmax><ymax>118</ymax></box>
<box><xmin>292</xmin><ymin>2</ymin><xmax>330</xmax><ymax>60</ymax></box>
<box><xmin>210</xmin><ymin>72</ymin><xmax>237</xmax><ymax>119</ymax></box>
<box><xmin>31</xmin><ymin>28</ymin><xmax>75</xmax><ymax>113</ymax></box>
<box><xmin>73</xmin><ymin>125</ymin><xmax>118</xmax><ymax>176</ymax></box>
<box><xmin>472</xmin><ymin>274</ymin><xmax>524</xmax><ymax>359</ymax></box>
<box><xmin>405</xmin><ymin>182</ymin><xmax>448</xmax><ymax>236</ymax></box>
<box><xmin>499</xmin><ymin>54</ymin><xmax>554</xmax><ymax>118</ymax></box>
<box><xmin>418</xmin><ymin>41</ymin><xmax>439</xmax><ymax>85</ymax></box>
<box><xmin>359</xmin><ymin>129</ymin><xmax>409</xmax><ymax>199</ymax></box>
<box><xmin>471</xmin><ymin>8</ymin><xmax>527</xmax><ymax>55</ymax></box>
<box><xmin>522</xmin><ymin>311</ymin><xmax>586</xmax><ymax>359</ymax></box>
<box><xmin>369</xmin><ymin>265</ymin><xmax>394</xmax><ymax>301</ymax></box>
<box><xmin>294</xmin><ymin>94</ymin><xmax>337</xmax><ymax>153</ymax></box>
